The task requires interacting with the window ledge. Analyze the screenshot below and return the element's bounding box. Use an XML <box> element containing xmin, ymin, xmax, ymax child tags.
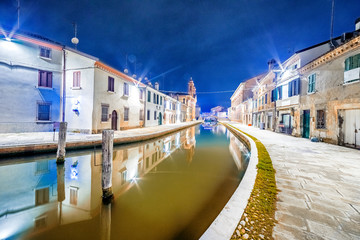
<box><xmin>307</xmin><ymin>91</ymin><xmax>316</xmax><ymax>95</ymax></box>
<box><xmin>71</xmin><ymin>87</ymin><xmax>82</xmax><ymax>90</ymax></box>
<box><xmin>39</xmin><ymin>56</ymin><xmax>52</xmax><ymax>61</ymax></box>
<box><xmin>36</xmin><ymin>120</ymin><xmax>52</xmax><ymax>124</ymax></box>
<box><xmin>123</xmin><ymin>94</ymin><xmax>129</xmax><ymax>98</ymax></box>
<box><xmin>107</xmin><ymin>91</ymin><xmax>115</xmax><ymax>93</ymax></box>
<box><xmin>37</xmin><ymin>86</ymin><xmax>54</xmax><ymax>90</ymax></box>
<box><xmin>343</xmin><ymin>79</ymin><xmax>360</xmax><ymax>86</ymax></box>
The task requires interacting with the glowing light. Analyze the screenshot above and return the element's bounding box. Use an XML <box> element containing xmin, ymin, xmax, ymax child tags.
<box><xmin>5</xmin><ymin>37</ymin><xmax>11</xmax><ymax>42</ymax></box>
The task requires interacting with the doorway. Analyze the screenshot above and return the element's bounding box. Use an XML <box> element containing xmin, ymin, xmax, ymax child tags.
<box><xmin>344</xmin><ymin>109</ymin><xmax>360</xmax><ymax>148</ymax></box>
<box><xmin>111</xmin><ymin>110</ymin><xmax>118</xmax><ymax>130</ymax></box>
<box><xmin>158</xmin><ymin>112</ymin><xmax>162</xmax><ymax>125</ymax></box>
<box><xmin>303</xmin><ymin>110</ymin><xmax>310</xmax><ymax>138</ymax></box>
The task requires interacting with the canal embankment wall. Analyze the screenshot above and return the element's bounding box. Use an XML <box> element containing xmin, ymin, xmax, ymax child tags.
<box><xmin>200</xmin><ymin>122</ymin><xmax>259</xmax><ymax>240</ymax></box>
<box><xmin>0</xmin><ymin>121</ymin><xmax>201</xmax><ymax>157</ymax></box>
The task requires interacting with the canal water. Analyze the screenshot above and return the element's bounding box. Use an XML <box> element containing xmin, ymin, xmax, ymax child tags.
<box><xmin>0</xmin><ymin>124</ymin><xmax>250</xmax><ymax>240</ymax></box>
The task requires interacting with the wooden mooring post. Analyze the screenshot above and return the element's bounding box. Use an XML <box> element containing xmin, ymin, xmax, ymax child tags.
<box><xmin>56</xmin><ymin>122</ymin><xmax>67</xmax><ymax>164</ymax></box>
<box><xmin>102</xmin><ymin>130</ymin><xmax>114</xmax><ymax>204</ymax></box>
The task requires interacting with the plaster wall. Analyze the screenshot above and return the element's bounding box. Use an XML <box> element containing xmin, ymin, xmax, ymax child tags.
<box><xmin>64</xmin><ymin>50</ymin><xmax>96</xmax><ymax>133</ymax></box>
<box><xmin>0</xmin><ymin>38</ymin><xmax>62</xmax><ymax>133</ymax></box>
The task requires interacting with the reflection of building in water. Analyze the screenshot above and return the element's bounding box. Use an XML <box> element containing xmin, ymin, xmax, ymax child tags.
<box><xmin>212</xmin><ymin>124</ymin><xmax>227</xmax><ymax>135</ymax></box>
<box><xmin>0</xmin><ymin>154</ymin><xmax>102</xmax><ymax>239</ymax></box>
<box><xmin>229</xmin><ymin>135</ymin><xmax>250</xmax><ymax>170</ymax></box>
<box><xmin>0</xmin><ymin>127</ymin><xmax>197</xmax><ymax>239</ymax></box>
<box><xmin>184</xmin><ymin>127</ymin><xmax>196</xmax><ymax>163</ymax></box>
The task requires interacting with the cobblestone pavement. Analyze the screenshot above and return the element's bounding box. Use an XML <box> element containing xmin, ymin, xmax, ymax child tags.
<box><xmin>229</xmin><ymin>122</ymin><xmax>360</xmax><ymax>240</ymax></box>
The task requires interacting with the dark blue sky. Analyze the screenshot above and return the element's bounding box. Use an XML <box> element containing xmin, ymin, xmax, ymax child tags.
<box><xmin>1</xmin><ymin>0</ymin><xmax>359</xmax><ymax>111</ymax></box>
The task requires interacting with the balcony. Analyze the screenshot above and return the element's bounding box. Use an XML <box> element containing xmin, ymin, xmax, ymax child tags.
<box><xmin>276</xmin><ymin>95</ymin><xmax>299</xmax><ymax>108</ymax></box>
<box><xmin>344</xmin><ymin>68</ymin><xmax>360</xmax><ymax>83</ymax></box>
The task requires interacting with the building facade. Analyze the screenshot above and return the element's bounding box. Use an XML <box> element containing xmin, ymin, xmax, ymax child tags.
<box><xmin>0</xmin><ymin>32</ymin><xmax>63</xmax><ymax>133</ymax></box>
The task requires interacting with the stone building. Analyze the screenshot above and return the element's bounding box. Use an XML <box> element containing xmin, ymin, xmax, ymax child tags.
<box><xmin>172</xmin><ymin>78</ymin><xmax>197</xmax><ymax>122</ymax></box>
<box><xmin>230</xmin><ymin>74</ymin><xmax>263</xmax><ymax>123</ymax></box>
<box><xmin>298</xmin><ymin>33</ymin><xmax>360</xmax><ymax>148</ymax></box>
<box><xmin>252</xmin><ymin>70</ymin><xmax>276</xmax><ymax>130</ymax></box>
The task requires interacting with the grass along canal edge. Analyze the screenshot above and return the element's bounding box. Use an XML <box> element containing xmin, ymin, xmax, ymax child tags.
<box><xmin>226</xmin><ymin>124</ymin><xmax>278</xmax><ymax>240</ymax></box>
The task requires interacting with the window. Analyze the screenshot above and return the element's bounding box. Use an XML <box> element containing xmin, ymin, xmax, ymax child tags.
<box><xmin>183</xmin><ymin>98</ymin><xmax>185</xmax><ymax>104</ymax></box>
<box><xmin>288</xmin><ymin>78</ymin><xmax>300</xmax><ymax>97</ymax></box>
<box><xmin>35</xmin><ymin>187</ymin><xmax>49</xmax><ymax>206</ymax></box>
<box><xmin>123</xmin><ymin>82</ymin><xmax>129</xmax><ymax>96</ymax></box>
<box><xmin>101</xmin><ymin>104</ymin><xmax>109</xmax><ymax>121</ymax></box>
<box><xmin>153</xmin><ymin>93</ymin><xmax>156</xmax><ymax>103</ymax></box>
<box><xmin>265</xmin><ymin>93</ymin><xmax>268</xmax><ymax>104</ymax></box>
<box><xmin>37</xmin><ymin>102</ymin><xmax>51</xmax><ymax>121</ymax></box>
<box><xmin>316</xmin><ymin>110</ymin><xmax>326</xmax><ymax>129</ymax></box>
<box><xmin>157</xmin><ymin>95</ymin><xmax>159</xmax><ymax>104</ymax></box>
<box><xmin>140</xmin><ymin>109</ymin><xmax>144</xmax><ymax>121</ymax></box>
<box><xmin>308</xmin><ymin>74</ymin><xmax>316</xmax><ymax>93</ymax></box>
<box><xmin>147</xmin><ymin>110</ymin><xmax>150</xmax><ymax>120</ymax></box>
<box><xmin>154</xmin><ymin>111</ymin><xmax>157</xmax><ymax>120</ymax></box>
<box><xmin>139</xmin><ymin>89</ymin><xmax>144</xmax><ymax>100</ymax></box>
<box><xmin>36</xmin><ymin>160</ymin><xmax>49</xmax><ymax>174</ymax></box>
<box><xmin>39</xmin><ymin>47</ymin><xmax>51</xmax><ymax>59</ymax></box>
<box><xmin>124</xmin><ymin>107</ymin><xmax>129</xmax><ymax>121</ymax></box>
<box><xmin>345</xmin><ymin>54</ymin><xmax>360</xmax><ymax>71</ymax></box>
<box><xmin>73</xmin><ymin>71</ymin><xmax>81</xmax><ymax>88</ymax></box>
<box><xmin>70</xmin><ymin>187</ymin><xmax>78</xmax><ymax>205</ymax></box>
<box><xmin>160</xmin><ymin>96</ymin><xmax>163</xmax><ymax>105</ymax></box>
<box><xmin>108</xmin><ymin>76</ymin><xmax>114</xmax><ymax>92</ymax></box>
<box><xmin>148</xmin><ymin>91</ymin><xmax>151</xmax><ymax>102</ymax></box>
<box><xmin>38</xmin><ymin>70</ymin><xmax>52</xmax><ymax>88</ymax></box>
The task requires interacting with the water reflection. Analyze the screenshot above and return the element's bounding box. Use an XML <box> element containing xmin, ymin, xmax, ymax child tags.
<box><xmin>0</xmin><ymin>125</ymin><xmax>249</xmax><ymax>240</ymax></box>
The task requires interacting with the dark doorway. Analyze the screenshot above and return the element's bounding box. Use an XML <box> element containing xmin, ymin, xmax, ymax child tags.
<box><xmin>111</xmin><ymin>110</ymin><xmax>118</xmax><ymax>130</ymax></box>
<box><xmin>158</xmin><ymin>112</ymin><xmax>162</xmax><ymax>125</ymax></box>
<box><xmin>303</xmin><ymin>110</ymin><xmax>310</xmax><ymax>138</ymax></box>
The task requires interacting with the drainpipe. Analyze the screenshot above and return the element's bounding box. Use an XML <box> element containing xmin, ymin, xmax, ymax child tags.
<box><xmin>143</xmin><ymin>86</ymin><xmax>147</xmax><ymax>127</ymax></box>
<box><xmin>61</xmin><ymin>47</ymin><xmax>66</xmax><ymax>122</ymax></box>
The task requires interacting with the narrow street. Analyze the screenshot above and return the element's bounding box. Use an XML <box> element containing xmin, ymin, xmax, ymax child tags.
<box><xmin>229</xmin><ymin>122</ymin><xmax>360</xmax><ymax>239</ymax></box>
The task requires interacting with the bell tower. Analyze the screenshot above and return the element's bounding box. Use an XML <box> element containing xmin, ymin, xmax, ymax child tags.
<box><xmin>188</xmin><ymin>77</ymin><xmax>196</xmax><ymax>98</ymax></box>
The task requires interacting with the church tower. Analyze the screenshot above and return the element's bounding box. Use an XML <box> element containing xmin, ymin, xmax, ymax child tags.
<box><xmin>188</xmin><ymin>77</ymin><xmax>196</xmax><ymax>98</ymax></box>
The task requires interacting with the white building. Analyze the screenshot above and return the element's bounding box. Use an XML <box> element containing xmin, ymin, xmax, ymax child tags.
<box><xmin>64</xmin><ymin>48</ymin><xmax>146</xmax><ymax>133</ymax></box>
<box><xmin>144</xmin><ymin>84</ymin><xmax>167</xmax><ymax>127</ymax></box>
<box><xmin>0</xmin><ymin>31</ymin><xmax>63</xmax><ymax>133</ymax></box>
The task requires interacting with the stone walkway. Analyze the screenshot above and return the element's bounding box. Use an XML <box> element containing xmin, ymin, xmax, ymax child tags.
<box><xmin>229</xmin><ymin>122</ymin><xmax>360</xmax><ymax>240</ymax></box>
<box><xmin>0</xmin><ymin>121</ymin><xmax>200</xmax><ymax>156</ymax></box>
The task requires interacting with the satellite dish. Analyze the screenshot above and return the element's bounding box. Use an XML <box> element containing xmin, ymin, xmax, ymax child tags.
<box><xmin>71</xmin><ymin>37</ymin><xmax>79</xmax><ymax>45</ymax></box>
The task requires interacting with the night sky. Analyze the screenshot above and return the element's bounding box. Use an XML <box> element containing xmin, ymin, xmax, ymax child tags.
<box><xmin>1</xmin><ymin>0</ymin><xmax>360</xmax><ymax>112</ymax></box>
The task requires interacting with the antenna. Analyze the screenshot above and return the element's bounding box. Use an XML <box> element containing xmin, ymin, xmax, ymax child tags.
<box><xmin>330</xmin><ymin>0</ymin><xmax>335</xmax><ymax>48</ymax></box>
<box><xmin>71</xmin><ymin>22</ymin><xmax>79</xmax><ymax>49</ymax></box>
<box><xmin>17</xmin><ymin>0</ymin><xmax>20</xmax><ymax>29</ymax></box>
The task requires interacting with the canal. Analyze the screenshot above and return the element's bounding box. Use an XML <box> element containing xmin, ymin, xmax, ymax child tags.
<box><xmin>0</xmin><ymin>124</ymin><xmax>250</xmax><ymax>240</ymax></box>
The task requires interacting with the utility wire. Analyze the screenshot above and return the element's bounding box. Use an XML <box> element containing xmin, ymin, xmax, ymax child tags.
<box><xmin>161</xmin><ymin>90</ymin><xmax>235</xmax><ymax>94</ymax></box>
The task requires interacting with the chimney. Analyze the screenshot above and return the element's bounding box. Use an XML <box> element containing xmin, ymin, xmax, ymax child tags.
<box><xmin>356</xmin><ymin>17</ymin><xmax>360</xmax><ymax>31</ymax></box>
<box><xmin>148</xmin><ymin>82</ymin><xmax>152</xmax><ymax>87</ymax></box>
<box><xmin>155</xmin><ymin>82</ymin><xmax>159</xmax><ymax>90</ymax></box>
<box><xmin>267</xmin><ymin>59</ymin><xmax>276</xmax><ymax>71</ymax></box>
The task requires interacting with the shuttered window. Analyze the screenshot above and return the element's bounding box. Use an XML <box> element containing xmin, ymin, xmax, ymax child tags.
<box><xmin>308</xmin><ymin>74</ymin><xmax>316</xmax><ymax>93</ymax></box>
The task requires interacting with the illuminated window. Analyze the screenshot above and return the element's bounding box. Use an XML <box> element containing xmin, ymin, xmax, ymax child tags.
<box><xmin>70</xmin><ymin>187</ymin><xmax>78</xmax><ymax>205</ymax></box>
<box><xmin>316</xmin><ymin>110</ymin><xmax>326</xmax><ymax>129</ymax></box>
<box><xmin>124</xmin><ymin>107</ymin><xmax>129</xmax><ymax>121</ymax></box>
<box><xmin>73</xmin><ymin>71</ymin><xmax>81</xmax><ymax>88</ymax></box>
<box><xmin>38</xmin><ymin>70</ymin><xmax>52</xmax><ymax>88</ymax></box>
<box><xmin>108</xmin><ymin>76</ymin><xmax>114</xmax><ymax>92</ymax></box>
<box><xmin>37</xmin><ymin>102</ymin><xmax>51</xmax><ymax>121</ymax></box>
<box><xmin>123</xmin><ymin>82</ymin><xmax>129</xmax><ymax>96</ymax></box>
<box><xmin>101</xmin><ymin>104</ymin><xmax>109</xmax><ymax>121</ymax></box>
<box><xmin>39</xmin><ymin>47</ymin><xmax>51</xmax><ymax>59</ymax></box>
